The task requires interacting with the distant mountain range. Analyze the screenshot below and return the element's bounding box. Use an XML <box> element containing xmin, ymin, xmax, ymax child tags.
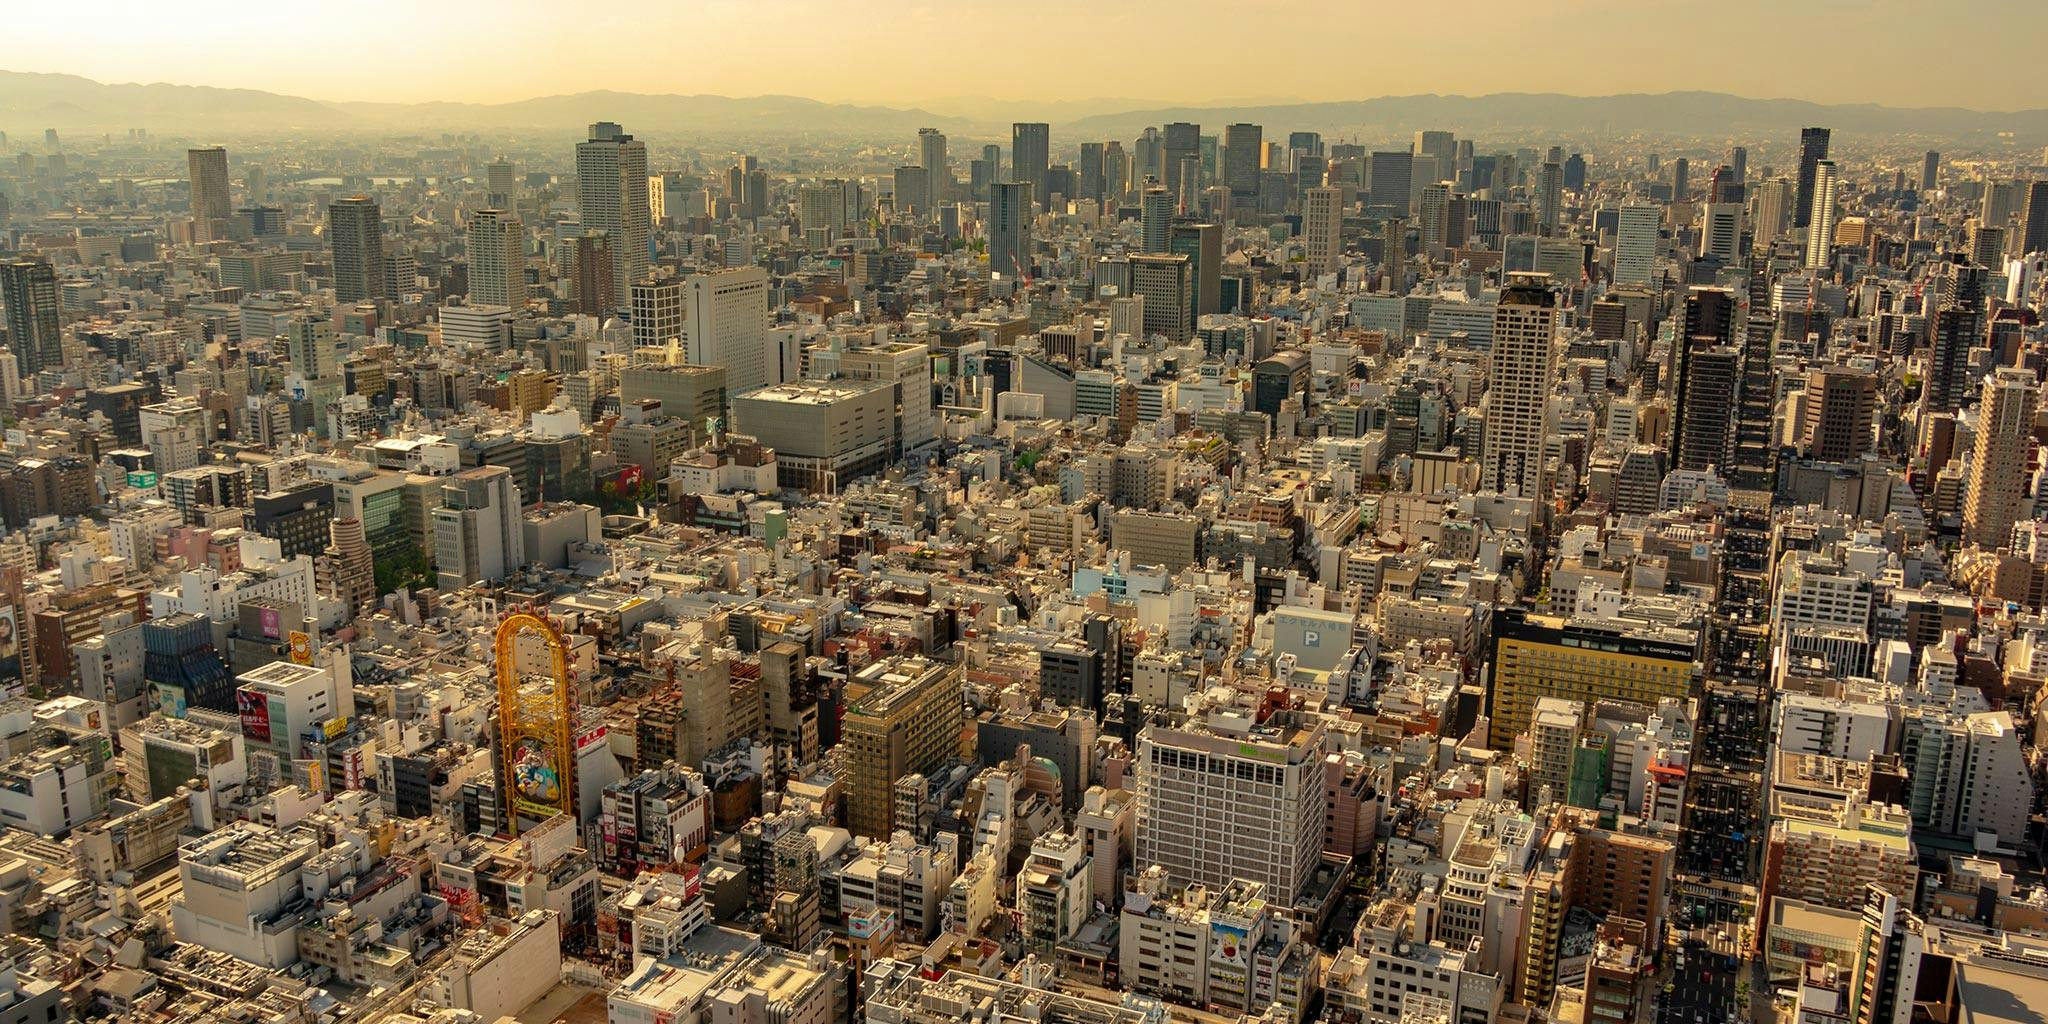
<box><xmin>3</xmin><ymin>71</ymin><xmax>2045</xmax><ymax>144</ymax></box>
<box><xmin>1062</xmin><ymin>92</ymin><xmax>2048</xmax><ymax>143</ymax></box>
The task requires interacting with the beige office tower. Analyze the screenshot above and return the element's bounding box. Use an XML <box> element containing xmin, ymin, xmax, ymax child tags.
<box><xmin>1963</xmin><ymin>367</ymin><xmax>2039</xmax><ymax>551</ymax></box>
<box><xmin>327</xmin><ymin>195</ymin><xmax>384</xmax><ymax>304</ymax></box>
<box><xmin>1302</xmin><ymin>186</ymin><xmax>1342</xmax><ymax>275</ymax></box>
<box><xmin>685</xmin><ymin>266</ymin><xmax>770</xmax><ymax>393</ymax></box>
<box><xmin>1135</xmin><ymin>706</ymin><xmax>1327</xmax><ymax>904</ymax></box>
<box><xmin>575</xmin><ymin>121</ymin><xmax>650</xmax><ymax>309</ymax></box>
<box><xmin>1481</xmin><ymin>273</ymin><xmax>1560</xmax><ymax>498</ymax></box>
<box><xmin>187</xmin><ymin>146</ymin><xmax>230</xmax><ymax>243</ymax></box>
<box><xmin>841</xmin><ymin>657</ymin><xmax>962</xmax><ymax>838</ymax></box>
<box><xmin>466</xmin><ymin>209</ymin><xmax>526</xmax><ymax>309</ymax></box>
<box><xmin>629</xmin><ymin>278</ymin><xmax>685</xmax><ymax>353</ymax></box>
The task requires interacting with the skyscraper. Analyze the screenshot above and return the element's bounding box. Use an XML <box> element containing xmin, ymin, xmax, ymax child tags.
<box><xmin>1162</xmin><ymin>122</ymin><xmax>1200</xmax><ymax>197</ymax></box>
<box><xmin>1077</xmin><ymin>142</ymin><xmax>1105</xmax><ymax>201</ymax></box>
<box><xmin>1752</xmin><ymin>178</ymin><xmax>1794</xmax><ymax>244</ymax></box>
<box><xmin>1795</xmin><ymin>127</ymin><xmax>1832</xmax><ymax>229</ymax></box>
<box><xmin>989</xmin><ymin>182</ymin><xmax>1033</xmax><ymax>279</ymax></box>
<box><xmin>1301</xmin><ymin>186</ymin><xmax>1343</xmax><ymax>276</ymax></box>
<box><xmin>327</xmin><ymin>195</ymin><xmax>384</xmax><ymax>304</ymax></box>
<box><xmin>1139</xmin><ymin>183</ymin><xmax>1173</xmax><ymax>255</ymax></box>
<box><xmin>685</xmin><ymin>267</ymin><xmax>771</xmax><ymax>395</ymax></box>
<box><xmin>1367</xmin><ymin>151</ymin><xmax>1413</xmax><ymax>215</ymax></box>
<box><xmin>1963</xmin><ymin>368</ymin><xmax>2038</xmax><ymax>551</ymax></box>
<box><xmin>1612</xmin><ymin>205</ymin><xmax>1660</xmax><ymax>287</ymax></box>
<box><xmin>1538</xmin><ymin>162</ymin><xmax>1563</xmax><ymax>233</ymax></box>
<box><xmin>465</xmin><ymin>209</ymin><xmax>526</xmax><ymax>309</ymax></box>
<box><xmin>2021</xmin><ymin>180</ymin><xmax>2048</xmax><ymax>255</ymax></box>
<box><xmin>1698</xmin><ymin>203</ymin><xmax>1744</xmax><ymax>264</ymax></box>
<box><xmin>575</xmin><ymin>121</ymin><xmax>651</xmax><ymax>309</ymax></box>
<box><xmin>1804</xmin><ymin>160</ymin><xmax>1839</xmax><ymax>270</ymax></box>
<box><xmin>1482</xmin><ymin>273</ymin><xmax>1560</xmax><ymax>498</ymax></box>
<box><xmin>1223</xmin><ymin>123</ymin><xmax>1262</xmax><ymax>198</ymax></box>
<box><xmin>186</xmin><ymin>146</ymin><xmax>230</xmax><ymax>243</ymax></box>
<box><xmin>1799</xmin><ymin>365</ymin><xmax>1877</xmax><ymax>462</ymax></box>
<box><xmin>485</xmin><ymin>156</ymin><xmax>517</xmax><ymax>207</ymax></box>
<box><xmin>1135</xmin><ymin>708</ymin><xmax>1327</xmax><ymax>904</ymax></box>
<box><xmin>1921</xmin><ymin>151</ymin><xmax>1941</xmax><ymax>193</ymax></box>
<box><xmin>918</xmin><ymin>128</ymin><xmax>949</xmax><ymax>203</ymax></box>
<box><xmin>0</xmin><ymin>259</ymin><xmax>61</xmax><ymax>377</ymax></box>
<box><xmin>1011</xmin><ymin>123</ymin><xmax>1049</xmax><ymax>210</ymax></box>
<box><xmin>1168</xmin><ymin>221</ymin><xmax>1222</xmax><ymax>318</ymax></box>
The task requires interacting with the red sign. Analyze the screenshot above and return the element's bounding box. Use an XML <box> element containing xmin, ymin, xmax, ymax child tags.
<box><xmin>237</xmin><ymin>690</ymin><xmax>272</xmax><ymax>743</ymax></box>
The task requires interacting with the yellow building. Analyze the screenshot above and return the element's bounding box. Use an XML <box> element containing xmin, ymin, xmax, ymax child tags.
<box><xmin>1486</xmin><ymin>608</ymin><xmax>1699</xmax><ymax>750</ymax></box>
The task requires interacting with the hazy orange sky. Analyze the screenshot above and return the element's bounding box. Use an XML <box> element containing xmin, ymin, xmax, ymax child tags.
<box><xmin>11</xmin><ymin>0</ymin><xmax>2045</xmax><ymax>111</ymax></box>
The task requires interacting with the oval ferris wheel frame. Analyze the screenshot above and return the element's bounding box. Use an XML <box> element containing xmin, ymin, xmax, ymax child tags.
<box><xmin>496</xmin><ymin>610</ymin><xmax>576</xmax><ymax>837</ymax></box>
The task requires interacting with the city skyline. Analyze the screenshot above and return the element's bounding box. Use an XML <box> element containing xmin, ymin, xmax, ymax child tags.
<box><xmin>7</xmin><ymin>0</ymin><xmax>2047</xmax><ymax>113</ymax></box>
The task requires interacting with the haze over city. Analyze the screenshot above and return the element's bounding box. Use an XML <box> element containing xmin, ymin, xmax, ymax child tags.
<box><xmin>0</xmin><ymin>4</ymin><xmax>2042</xmax><ymax>1024</ymax></box>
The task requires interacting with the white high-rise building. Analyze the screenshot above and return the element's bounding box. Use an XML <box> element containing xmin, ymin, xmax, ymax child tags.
<box><xmin>1302</xmin><ymin>186</ymin><xmax>1342</xmax><ymax>275</ymax></box>
<box><xmin>1612</xmin><ymin>205</ymin><xmax>1660</xmax><ymax>287</ymax></box>
<box><xmin>575</xmin><ymin>122</ymin><xmax>651</xmax><ymax>310</ymax></box>
<box><xmin>685</xmin><ymin>267</ymin><xmax>770</xmax><ymax>394</ymax></box>
<box><xmin>1481</xmin><ymin>273</ymin><xmax>1560</xmax><ymax>498</ymax></box>
<box><xmin>1804</xmin><ymin>159</ymin><xmax>1839</xmax><ymax>270</ymax></box>
<box><xmin>466</xmin><ymin>208</ymin><xmax>527</xmax><ymax>309</ymax></box>
<box><xmin>433</xmin><ymin>465</ymin><xmax>525</xmax><ymax>588</ymax></box>
<box><xmin>1140</xmin><ymin>184</ymin><xmax>1173</xmax><ymax>254</ymax></box>
<box><xmin>1751</xmin><ymin>178</ymin><xmax>1793</xmax><ymax>245</ymax></box>
<box><xmin>1698</xmin><ymin>202</ymin><xmax>1744</xmax><ymax>264</ymax></box>
<box><xmin>1135</xmin><ymin>705</ymin><xmax>1327</xmax><ymax>904</ymax></box>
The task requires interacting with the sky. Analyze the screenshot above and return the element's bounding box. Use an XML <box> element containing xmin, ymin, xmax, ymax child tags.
<box><xmin>9</xmin><ymin>0</ymin><xmax>2046</xmax><ymax>112</ymax></box>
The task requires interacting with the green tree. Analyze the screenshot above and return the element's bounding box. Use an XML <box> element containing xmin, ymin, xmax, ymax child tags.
<box><xmin>375</xmin><ymin>545</ymin><xmax>436</xmax><ymax>595</ymax></box>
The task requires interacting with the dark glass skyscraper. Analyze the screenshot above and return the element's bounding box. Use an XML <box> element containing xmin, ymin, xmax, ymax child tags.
<box><xmin>1795</xmin><ymin>126</ymin><xmax>1831</xmax><ymax>229</ymax></box>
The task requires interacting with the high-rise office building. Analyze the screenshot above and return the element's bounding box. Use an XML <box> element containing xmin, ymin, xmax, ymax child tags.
<box><xmin>1799</xmin><ymin>365</ymin><xmax>1877</xmax><ymax>462</ymax></box>
<box><xmin>1077</xmin><ymin>142</ymin><xmax>1105</xmax><ymax>201</ymax></box>
<box><xmin>1927</xmin><ymin>259</ymin><xmax>1985</xmax><ymax>416</ymax></box>
<box><xmin>432</xmin><ymin>465</ymin><xmax>525</xmax><ymax>588</ymax></box>
<box><xmin>465</xmin><ymin>209</ymin><xmax>526</xmax><ymax>309</ymax></box>
<box><xmin>575</xmin><ymin>121</ymin><xmax>651</xmax><ymax>310</ymax></box>
<box><xmin>1698</xmin><ymin>202</ymin><xmax>1743</xmax><ymax>264</ymax></box>
<box><xmin>1921</xmin><ymin>151</ymin><xmax>1940</xmax><ymax>192</ymax></box>
<box><xmin>989</xmin><ymin>182</ymin><xmax>1033</xmax><ymax>280</ymax></box>
<box><xmin>1538</xmin><ymin>162</ymin><xmax>1563</xmax><ymax>233</ymax></box>
<box><xmin>842</xmin><ymin>657</ymin><xmax>962</xmax><ymax>839</ymax></box>
<box><xmin>1135</xmin><ymin>707</ymin><xmax>1327</xmax><ymax>904</ymax></box>
<box><xmin>485</xmin><ymin>156</ymin><xmax>517</xmax><ymax>206</ymax></box>
<box><xmin>1413</xmin><ymin>130</ymin><xmax>1456</xmax><ymax>176</ymax></box>
<box><xmin>1127</xmin><ymin>254</ymin><xmax>1194</xmax><ymax>342</ymax></box>
<box><xmin>1301</xmin><ymin>186</ymin><xmax>1343</xmax><ymax>276</ymax></box>
<box><xmin>1804</xmin><ymin>160</ymin><xmax>1839</xmax><ymax>270</ymax></box>
<box><xmin>327</xmin><ymin>195</ymin><xmax>384</xmax><ymax>304</ymax></box>
<box><xmin>1139</xmin><ymin>183</ymin><xmax>1172</xmax><ymax>255</ymax></box>
<box><xmin>1223</xmin><ymin>123</ymin><xmax>1262</xmax><ymax>198</ymax></box>
<box><xmin>1162</xmin><ymin>122</ymin><xmax>1200</xmax><ymax>197</ymax></box>
<box><xmin>1672</xmin><ymin>342</ymin><xmax>1739</xmax><ymax>473</ymax></box>
<box><xmin>1487</xmin><ymin>608</ymin><xmax>1699</xmax><ymax>751</ymax></box>
<box><xmin>187</xmin><ymin>146</ymin><xmax>230</xmax><ymax>243</ymax></box>
<box><xmin>685</xmin><ymin>267</ymin><xmax>770</xmax><ymax>394</ymax></box>
<box><xmin>891</xmin><ymin>165</ymin><xmax>930</xmax><ymax>218</ymax></box>
<box><xmin>1368</xmin><ymin>151</ymin><xmax>1413</xmax><ymax>215</ymax></box>
<box><xmin>629</xmin><ymin>278</ymin><xmax>685</xmax><ymax>352</ymax></box>
<box><xmin>1418</xmin><ymin>181</ymin><xmax>1453</xmax><ymax>258</ymax></box>
<box><xmin>1482</xmin><ymin>274</ymin><xmax>1560</xmax><ymax>498</ymax></box>
<box><xmin>1168</xmin><ymin>221</ymin><xmax>1222</xmax><ymax>318</ymax></box>
<box><xmin>1671</xmin><ymin>157</ymin><xmax>1689</xmax><ymax>203</ymax></box>
<box><xmin>918</xmin><ymin>128</ymin><xmax>949</xmax><ymax>203</ymax></box>
<box><xmin>1612</xmin><ymin>205</ymin><xmax>1660</xmax><ymax>286</ymax></box>
<box><xmin>2021</xmin><ymin>180</ymin><xmax>2048</xmax><ymax>255</ymax></box>
<box><xmin>1795</xmin><ymin>127</ymin><xmax>1831</xmax><ymax>229</ymax></box>
<box><xmin>566</xmin><ymin>232</ymin><xmax>615</xmax><ymax>315</ymax></box>
<box><xmin>1752</xmin><ymin>178</ymin><xmax>1794</xmax><ymax>245</ymax></box>
<box><xmin>1963</xmin><ymin>368</ymin><xmax>2038</xmax><ymax>551</ymax></box>
<box><xmin>0</xmin><ymin>258</ymin><xmax>62</xmax><ymax>376</ymax></box>
<box><xmin>1011</xmin><ymin>123</ymin><xmax>1049</xmax><ymax>210</ymax></box>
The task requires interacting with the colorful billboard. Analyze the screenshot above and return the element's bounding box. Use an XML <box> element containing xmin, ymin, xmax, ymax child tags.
<box><xmin>237</xmin><ymin>689</ymin><xmax>272</xmax><ymax>743</ymax></box>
